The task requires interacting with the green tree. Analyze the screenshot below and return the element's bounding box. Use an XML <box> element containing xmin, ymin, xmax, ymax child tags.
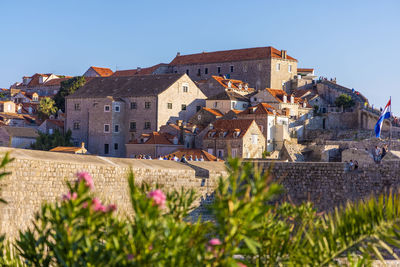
<box><xmin>38</xmin><ymin>97</ymin><xmax>58</xmax><ymax>120</ymax></box>
<box><xmin>31</xmin><ymin>129</ymin><xmax>73</xmax><ymax>151</ymax></box>
<box><xmin>335</xmin><ymin>94</ymin><xmax>355</xmax><ymax>109</ymax></box>
<box><xmin>54</xmin><ymin>76</ymin><xmax>86</xmax><ymax>112</ymax></box>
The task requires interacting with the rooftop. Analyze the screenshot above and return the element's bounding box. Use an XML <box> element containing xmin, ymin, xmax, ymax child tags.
<box><xmin>169</xmin><ymin>46</ymin><xmax>297</xmax><ymax>66</ymax></box>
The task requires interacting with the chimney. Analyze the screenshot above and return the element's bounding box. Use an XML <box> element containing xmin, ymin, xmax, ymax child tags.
<box><xmin>283</xmin><ymin>95</ymin><xmax>287</xmax><ymax>103</ymax></box>
<box><xmin>177</xmin><ymin>52</ymin><xmax>181</xmax><ymax>57</ymax></box>
<box><xmin>209</xmin><ymin>123</ymin><xmax>214</xmax><ymax>130</ymax></box>
<box><xmin>281</xmin><ymin>50</ymin><xmax>287</xmax><ymax>59</ymax></box>
<box><xmin>290</xmin><ymin>95</ymin><xmax>294</xmax><ymax>104</ymax></box>
<box><xmin>81</xmin><ymin>142</ymin><xmax>85</xmax><ymax>149</ymax></box>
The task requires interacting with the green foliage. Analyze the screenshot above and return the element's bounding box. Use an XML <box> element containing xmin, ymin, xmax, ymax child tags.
<box><xmin>1</xmin><ymin>157</ymin><xmax>400</xmax><ymax>265</ymax></box>
<box><xmin>31</xmin><ymin>129</ymin><xmax>73</xmax><ymax>151</ymax></box>
<box><xmin>313</xmin><ymin>104</ymin><xmax>320</xmax><ymax>114</ymax></box>
<box><xmin>54</xmin><ymin>76</ymin><xmax>86</xmax><ymax>112</ymax></box>
<box><xmin>262</xmin><ymin>151</ymin><xmax>271</xmax><ymax>158</ymax></box>
<box><xmin>38</xmin><ymin>97</ymin><xmax>58</xmax><ymax>120</ymax></box>
<box><xmin>335</xmin><ymin>94</ymin><xmax>355</xmax><ymax>109</ymax></box>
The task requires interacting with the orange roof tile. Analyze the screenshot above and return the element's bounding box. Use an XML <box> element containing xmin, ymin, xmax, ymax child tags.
<box><xmin>266</xmin><ymin>88</ymin><xmax>288</xmax><ymax>103</ymax></box>
<box><xmin>297</xmin><ymin>68</ymin><xmax>314</xmax><ymax>73</ymax></box>
<box><xmin>112</xmin><ymin>63</ymin><xmax>167</xmax><ymax>77</ymax></box>
<box><xmin>205</xmin><ymin>119</ymin><xmax>255</xmax><ymax>139</ymax></box>
<box><xmin>129</xmin><ymin>132</ymin><xmax>180</xmax><ymax>145</ymax></box>
<box><xmin>211</xmin><ymin>76</ymin><xmax>254</xmax><ymax>92</ymax></box>
<box><xmin>90</xmin><ymin>66</ymin><xmax>113</xmax><ymax>77</ymax></box>
<box><xmin>202</xmin><ymin>107</ymin><xmax>223</xmax><ymax>117</ymax></box>
<box><xmin>239</xmin><ymin>103</ymin><xmax>277</xmax><ymax>115</ymax></box>
<box><xmin>170</xmin><ymin>47</ymin><xmax>297</xmax><ymax>66</ymax></box>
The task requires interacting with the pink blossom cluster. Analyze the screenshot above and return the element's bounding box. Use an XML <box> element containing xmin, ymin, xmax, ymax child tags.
<box><xmin>89</xmin><ymin>198</ymin><xmax>117</xmax><ymax>213</ymax></box>
<box><xmin>147</xmin><ymin>189</ymin><xmax>166</xmax><ymax>208</ymax></box>
<box><xmin>62</xmin><ymin>192</ymin><xmax>77</xmax><ymax>201</ymax></box>
<box><xmin>76</xmin><ymin>172</ymin><xmax>94</xmax><ymax>189</ymax></box>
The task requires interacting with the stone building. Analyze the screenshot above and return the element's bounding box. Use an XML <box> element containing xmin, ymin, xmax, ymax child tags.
<box><xmin>201</xmin><ymin>119</ymin><xmax>265</xmax><ymax>159</ymax></box>
<box><xmin>237</xmin><ymin>103</ymin><xmax>289</xmax><ymax>151</ymax></box>
<box><xmin>10</xmin><ymin>73</ymin><xmax>71</xmax><ymax>97</ymax></box>
<box><xmin>125</xmin><ymin>132</ymin><xmax>184</xmax><ymax>158</ymax></box>
<box><xmin>188</xmin><ymin>107</ymin><xmax>223</xmax><ymax>130</ymax></box>
<box><xmin>66</xmin><ymin>73</ymin><xmax>206</xmax><ymax>157</ymax></box>
<box><xmin>168</xmin><ymin>46</ymin><xmax>298</xmax><ymax>91</ymax></box>
<box><xmin>0</xmin><ymin>126</ymin><xmax>38</xmax><ymax>148</ymax></box>
<box><xmin>250</xmin><ymin>88</ymin><xmax>312</xmax><ymax>119</ymax></box>
<box><xmin>195</xmin><ymin>75</ymin><xmax>254</xmax><ymax>97</ymax></box>
<box><xmin>205</xmin><ymin>90</ymin><xmax>249</xmax><ymax>114</ymax></box>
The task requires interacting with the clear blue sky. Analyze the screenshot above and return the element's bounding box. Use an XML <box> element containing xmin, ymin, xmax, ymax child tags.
<box><xmin>1</xmin><ymin>0</ymin><xmax>399</xmax><ymax>113</ymax></box>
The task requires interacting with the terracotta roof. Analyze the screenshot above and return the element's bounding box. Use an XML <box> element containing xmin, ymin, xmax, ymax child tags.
<box><xmin>49</xmin><ymin>146</ymin><xmax>83</xmax><ymax>153</ymax></box>
<box><xmin>297</xmin><ymin>68</ymin><xmax>314</xmax><ymax>73</ymax></box>
<box><xmin>3</xmin><ymin>126</ymin><xmax>38</xmax><ymax>138</ymax></box>
<box><xmin>129</xmin><ymin>132</ymin><xmax>180</xmax><ymax>145</ymax></box>
<box><xmin>231</xmin><ymin>109</ymin><xmax>242</xmax><ymax>114</ymax></box>
<box><xmin>207</xmin><ymin>90</ymin><xmax>249</xmax><ymax>102</ymax></box>
<box><xmin>205</xmin><ymin>119</ymin><xmax>255</xmax><ymax>139</ymax></box>
<box><xmin>202</xmin><ymin>107</ymin><xmax>223</xmax><ymax>117</ymax></box>
<box><xmin>90</xmin><ymin>66</ymin><xmax>113</xmax><ymax>77</ymax></box>
<box><xmin>239</xmin><ymin>103</ymin><xmax>277</xmax><ymax>115</ymax></box>
<box><xmin>112</xmin><ymin>63</ymin><xmax>167</xmax><ymax>77</ymax></box>
<box><xmin>163</xmin><ymin>149</ymin><xmax>221</xmax><ymax>161</ymax></box>
<box><xmin>265</xmin><ymin>88</ymin><xmax>288</xmax><ymax>103</ymax></box>
<box><xmin>46</xmin><ymin>119</ymin><xmax>64</xmax><ymax>129</ymax></box>
<box><xmin>43</xmin><ymin>77</ymin><xmax>71</xmax><ymax>86</ymax></box>
<box><xmin>293</xmin><ymin>89</ymin><xmax>314</xmax><ymax>98</ymax></box>
<box><xmin>68</xmin><ymin>73</ymin><xmax>184</xmax><ymax>99</ymax></box>
<box><xmin>211</xmin><ymin>76</ymin><xmax>255</xmax><ymax>92</ymax></box>
<box><xmin>170</xmin><ymin>47</ymin><xmax>297</xmax><ymax>66</ymax></box>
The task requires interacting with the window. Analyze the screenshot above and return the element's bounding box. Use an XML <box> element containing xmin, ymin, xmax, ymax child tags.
<box><xmin>197</xmin><ymin>69</ymin><xmax>201</xmax><ymax>76</ymax></box>
<box><xmin>49</xmin><ymin>128</ymin><xmax>53</xmax><ymax>134</ymax></box>
<box><xmin>242</xmin><ymin>103</ymin><xmax>247</xmax><ymax>108</ymax></box>
<box><xmin>251</xmin><ymin>134</ymin><xmax>258</xmax><ymax>144</ymax></box>
<box><xmin>104</xmin><ymin>105</ymin><xmax>110</xmax><ymax>112</ymax></box>
<box><xmin>181</xmin><ymin>104</ymin><xmax>187</xmax><ymax>111</ymax></box>
<box><xmin>232</xmin><ymin>102</ymin><xmax>236</xmax><ymax>109</ymax></box>
<box><xmin>74</xmin><ymin>103</ymin><xmax>80</xmax><ymax>111</ymax></box>
<box><xmin>130</xmin><ymin>122</ymin><xmax>136</xmax><ymax>131</ymax></box>
<box><xmin>243</xmin><ymin>65</ymin><xmax>248</xmax><ymax>72</ymax></box>
<box><xmin>231</xmin><ymin>148</ymin><xmax>238</xmax><ymax>158</ymax></box>
<box><xmin>114</xmin><ymin>124</ymin><xmax>119</xmax><ymax>133</ymax></box>
<box><xmin>114</xmin><ymin>143</ymin><xmax>119</xmax><ymax>150</ymax></box>
<box><xmin>197</xmin><ymin>114</ymin><xmax>201</xmax><ymax>120</ymax></box>
<box><xmin>115</xmin><ymin>105</ymin><xmax>120</xmax><ymax>112</ymax></box>
<box><xmin>145</xmin><ymin>102</ymin><xmax>151</xmax><ymax>109</ymax></box>
<box><xmin>276</xmin><ymin>63</ymin><xmax>281</xmax><ymax>71</ymax></box>
<box><xmin>214</xmin><ymin>102</ymin><xmax>218</xmax><ymax>108</ymax></box>
<box><xmin>73</xmin><ymin>122</ymin><xmax>80</xmax><ymax>130</ymax></box>
<box><xmin>230</xmin><ymin>65</ymin><xmax>234</xmax><ymax>72</ymax></box>
<box><xmin>196</xmin><ymin>105</ymin><xmax>201</xmax><ymax>112</ymax></box>
<box><xmin>288</xmin><ymin>64</ymin><xmax>292</xmax><ymax>73</ymax></box>
<box><xmin>205</xmin><ymin>68</ymin><xmax>208</xmax><ymax>74</ymax></box>
<box><xmin>167</xmin><ymin>103</ymin><xmax>172</xmax><ymax>109</ymax></box>
<box><xmin>183</xmin><ymin>85</ymin><xmax>188</xmax><ymax>93</ymax></box>
<box><xmin>130</xmin><ymin>102</ymin><xmax>137</xmax><ymax>109</ymax></box>
<box><xmin>186</xmin><ymin>69</ymin><xmax>189</xmax><ymax>75</ymax></box>
<box><xmin>144</xmin><ymin>121</ymin><xmax>151</xmax><ymax>129</ymax></box>
<box><xmin>207</xmin><ymin>148</ymin><xmax>214</xmax><ymax>155</ymax></box>
<box><xmin>104</xmin><ymin>144</ymin><xmax>109</xmax><ymax>154</ymax></box>
<box><xmin>217</xmin><ymin>67</ymin><xmax>221</xmax><ymax>74</ymax></box>
<box><xmin>104</xmin><ymin>124</ymin><xmax>110</xmax><ymax>133</ymax></box>
<box><xmin>217</xmin><ymin>149</ymin><xmax>224</xmax><ymax>158</ymax></box>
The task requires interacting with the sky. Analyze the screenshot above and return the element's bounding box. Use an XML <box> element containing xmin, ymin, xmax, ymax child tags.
<box><xmin>0</xmin><ymin>0</ymin><xmax>399</xmax><ymax>113</ymax></box>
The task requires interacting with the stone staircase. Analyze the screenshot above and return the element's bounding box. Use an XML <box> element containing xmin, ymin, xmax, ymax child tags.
<box><xmin>281</xmin><ymin>140</ymin><xmax>306</xmax><ymax>162</ymax></box>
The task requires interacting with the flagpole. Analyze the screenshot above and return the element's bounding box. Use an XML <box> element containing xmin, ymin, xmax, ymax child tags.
<box><xmin>390</xmin><ymin>96</ymin><xmax>392</xmax><ymax>140</ymax></box>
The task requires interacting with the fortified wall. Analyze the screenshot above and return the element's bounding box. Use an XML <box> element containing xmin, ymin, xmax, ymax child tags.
<box><xmin>1</xmin><ymin>148</ymin><xmax>400</xmax><ymax>239</ymax></box>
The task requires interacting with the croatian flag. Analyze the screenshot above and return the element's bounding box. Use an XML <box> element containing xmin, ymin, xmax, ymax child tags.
<box><xmin>375</xmin><ymin>99</ymin><xmax>391</xmax><ymax>138</ymax></box>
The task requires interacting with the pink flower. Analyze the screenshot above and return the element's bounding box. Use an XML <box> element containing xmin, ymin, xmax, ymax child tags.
<box><xmin>127</xmin><ymin>254</ymin><xmax>134</xmax><ymax>261</ymax></box>
<box><xmin>106</xmin><ymin>204</ymin><xmax>117</xmax><ymax>212</ymax></box>
<box><xmin>76</xmin><ymin>172</ymin><xmax>94</xmax><ymax>190</ymax></box>
<box><xmin>62</xmin><ymin>192</ymin><xmax>78</xmax><ymax>201</ymax></box>
<box><xmin>208</xmin><ymin>238</ymin><xmax>222</xmax><ymax>246</ymax></box>
<box><xmin>148</xmin><ymin>245</ymin><xmax>153</xmax><ymax>251</ymax></box>
<box><xmin>92</xmin><ymin>198</ymin><xmax>106</xmax><ymax>212</ymax></box>
<box><xmin>82</xmin><ymin>202</ymin><xmax>88</xmax><ymax>208</ymax></box>
<box><xmin>237</xmin><ymin>263</ymin><xmax>247</xmax><ymax>267</ymax></box>
<box><xmin>147</xmin><ymin>189</ymin><xmax>166</xmax><ymax>208</ymax></box>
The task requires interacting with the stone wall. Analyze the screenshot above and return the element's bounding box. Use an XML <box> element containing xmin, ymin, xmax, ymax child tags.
<box><xmin>2</xmin><ymin>147</ymin><xmax>400</xmax><ymax>241</ymax></box>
